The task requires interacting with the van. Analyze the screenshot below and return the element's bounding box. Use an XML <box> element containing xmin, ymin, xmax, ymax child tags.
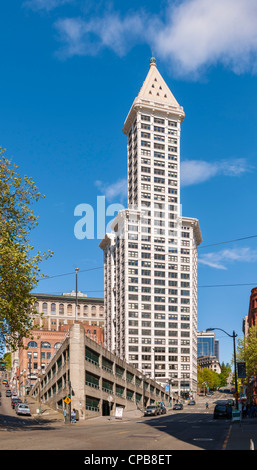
<box><xmin>213</xmin><ymin>404</ymin><xmax>231</xmax><ymax>419</ymax></box>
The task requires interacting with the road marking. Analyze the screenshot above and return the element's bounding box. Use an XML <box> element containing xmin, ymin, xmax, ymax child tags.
<box><xmin>193</xmin><ymin>438</ymin><xmax>214</xmax><ymax>441</ymax></box>
<box><xmin>222</xmin><ymin>424</ymin><xmax>232</xmax><ymax>450</ymax></box>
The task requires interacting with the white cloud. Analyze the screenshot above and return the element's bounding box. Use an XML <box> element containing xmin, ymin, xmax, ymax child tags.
<box><xmin>53</xmin><ymin>0</ymin><xmax>257</xmax><ymax>77</ymax></box>
<box><xmin>198</xmin><ymin>247</ymin><xmax>257</xmax><ymax>270</ymax></box>
<box><xmin>154</xmin><ymin>0</ymin><xmax>257</xmax><ymax>77</ymax></box>
<box><xmin>23</xmin><ymin>0</ymin><xmax>72</xmax><ymax>11</ymax></box>
<box><xmin>95</xmin><ymin>178</ymin><xmax>127</xmax><ymax>201</ymax></box>
<box><xmin>54</xmin><ymin>12</ymin><xmax>148</xmax><ymax>59</ymax></box>
<box><xmin>181</xmin><ymin>158</ymin><xmax>251</xmax><ymax>186</ymax></box>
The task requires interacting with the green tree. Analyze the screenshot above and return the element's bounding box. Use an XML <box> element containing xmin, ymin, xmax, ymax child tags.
<box><xmin>0</xmin><ymin>147</ymin><xmax>52</xmax><ymax>350</ymax></box>
<box><xmin>3</xmin><ymin>352</ymin><xmax>11</xmax><ymax>370</ymax></box>
<box><xmin>243</xmin><ymin>325</ymin><xmax>257</xmax><ymax>377</ymax></box>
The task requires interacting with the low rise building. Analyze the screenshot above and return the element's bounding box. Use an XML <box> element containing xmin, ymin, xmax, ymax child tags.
<box><xmin>197</xmin><ymin>355</ymin><xmax>221</xmax><ymax>374</ymax></box>
<box><xmin>31</xmin><ymin>323</ymin><xmax>169</xmax><ymax>419</ymax></box>
<box><xmin>33</xmin><ymin>292</ymin><xmax>104</xmax><ymax>331</ymax></box>
<box><xmin>11</xmin><ymin>322</ymin><xmax>104</xmax><ymax>396</ymax></box>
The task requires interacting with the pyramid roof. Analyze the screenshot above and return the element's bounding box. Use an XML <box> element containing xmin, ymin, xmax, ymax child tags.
<box><xmin>123</xmin><ymin>58</ymin><xmax>184</xmax><ymax>134</ymax></box>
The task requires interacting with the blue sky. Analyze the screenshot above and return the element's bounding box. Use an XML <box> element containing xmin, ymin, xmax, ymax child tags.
<box><xmin>1</xmin><ymin>0</ymin><xmax>257</xmax><ymax>365</ymax></box>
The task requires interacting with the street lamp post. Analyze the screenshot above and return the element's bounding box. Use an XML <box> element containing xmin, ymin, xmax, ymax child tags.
<box><xmin>152</xmin><ymin>348</ymin><xmax>155</xmax><ymax>381</ymax></box>
<box><xmin>206</xmin><ymin>327</ymin><xmax>238</xmax><ymax>410</ymax></box>
<box><xmin>75</xmin><ymin>267</ymin><xmax>79</xmax><ymax>322</ymax></box>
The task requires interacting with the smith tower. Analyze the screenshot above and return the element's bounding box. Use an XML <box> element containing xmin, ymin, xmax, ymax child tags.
<box><xmin>100</xmin><ymin>59</ymin><xmax>202</xmax><ymax>395</ymax></box>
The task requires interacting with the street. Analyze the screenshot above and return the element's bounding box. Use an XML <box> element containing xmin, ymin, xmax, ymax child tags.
<box><xmin>0</xmin><ymin>382</ymin><xmax>232</xmax><ymax>451</ymax></box>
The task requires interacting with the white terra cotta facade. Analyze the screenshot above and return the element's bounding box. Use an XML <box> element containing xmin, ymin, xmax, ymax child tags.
<box><xmin>100</xmin><ymin>58</ymin><xmax>202</xmax><ymax>397</ymax></box>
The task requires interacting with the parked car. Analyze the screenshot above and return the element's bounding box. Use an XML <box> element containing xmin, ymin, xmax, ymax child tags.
<box><xmin>11</xmin><ymin>398</ymin><xmax>21</xmax><ymax>409</ymax></box>
<box><xmin>16</xmin><ymin>404</ymin><xmax>31</xmax><ymax>416</ymax></box>
<box><xmin>188</xmin><ymin>400</ymin><xmax>196</xmax><ymax>405</ymax></box>
<box><xmin>144</xmin><ymin>405</ymin><xmax>161</xmax><ymax>416</ymax></box>
<box><xmin>173</xmin><ymin>403</ymin><xmax>183</xmax><ymax>410</ymax></box>
<box><xmin>160</xmin><ymin>405</ymin><xmax>167</xmax><ymax>414</ymax></box>
<box><xmin>213</xmin><ymin>404</ymin><xmax>231</xmax><ymax>419</ymax></box>
<box><xmin>5</xmin><ymin>390</ymin><xmax>12</xmax><ymax>397</ymax></box>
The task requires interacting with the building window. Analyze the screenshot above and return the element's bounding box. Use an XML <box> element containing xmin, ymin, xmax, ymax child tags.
<box><xmin>67</xmin><ymin>304</ymin><xmax>72</xmax><ymax>315</ymax></box>
<box><xmin>41</xmin><ymin>342</ymin><xmax>51</xmax><ymax>349</ymax></box>
<box><xmin>51</xmin><ymin>303</ymin><xmax>56</xmax><ymax>314</ymax></box>
<box><xmin>59</xmin><ymin>304</ymin><xmax>64</xmax><ymax>314</ymax></box>
<box><xmin>28</xmin><ymin>341</ymin><xmax>37</xmax><ymax>348</ymax></box>
<box><xmin>42</xmin><ymin>302</ymin><xmax>48</xmax><ymax>314</ymax></box>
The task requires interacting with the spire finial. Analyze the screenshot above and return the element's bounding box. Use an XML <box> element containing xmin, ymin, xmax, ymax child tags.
<box><xmin>150</xmin><ymin>57</ymin><xmax>157</xmax><ymax>67</ymax></box>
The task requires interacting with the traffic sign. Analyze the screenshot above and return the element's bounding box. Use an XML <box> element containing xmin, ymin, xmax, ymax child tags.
<box><xmin>64</xmin><ymin>396</ymin><xmax>71</xmax><ymax>405</ymax></box>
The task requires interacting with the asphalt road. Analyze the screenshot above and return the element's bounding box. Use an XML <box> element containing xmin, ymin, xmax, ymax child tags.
<box><xmin>0</xmin><ymin>384</ymin><xmax>231</xmax><ymax>451</ymax></box>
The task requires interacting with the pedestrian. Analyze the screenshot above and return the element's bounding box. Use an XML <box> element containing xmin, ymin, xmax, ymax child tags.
<box><xmin>71</xmin><ymin>408</ymin><xmax>76</xmax><ymax>423</ymax></box>
<box><xmin>206</xmin><ymin>402</ymin><xmax>208</xmax><ymax>409</ymax></box>
<box><xmin>64</xmin><ymin>408</ymin><xmax>67</xmax><ymax>423</ymax></box>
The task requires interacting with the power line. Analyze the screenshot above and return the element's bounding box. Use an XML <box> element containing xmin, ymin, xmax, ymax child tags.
<box><xmin>39</xmin><ymin>266</ymin><xmax>104</xmax><ymax>280</ymax></box>
<box><xmin>198</xmin><ymin>282</ymin><xmax>257</xmax><ymax>288</ymax></box>
<box><xmin>199</xmin><ymin>234</ymin><xmax>257</xmax><ymax>249</ymax></box>
<box><xmin>37</xmin><ymin>233</ymin><xmax>257</xmax><ymax>285</ymax></box>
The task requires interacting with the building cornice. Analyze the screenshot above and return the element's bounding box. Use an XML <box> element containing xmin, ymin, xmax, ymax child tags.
<box><xmin>34</xmin><ymin>293</ymin><xmax>104</xmax><ymax>303</ymax></box>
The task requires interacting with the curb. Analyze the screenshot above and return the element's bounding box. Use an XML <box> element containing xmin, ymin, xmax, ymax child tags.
<box><xmin>222</xmin><ymin>424</ymin><xmax>232</xmax><ymax>450</ymax></box>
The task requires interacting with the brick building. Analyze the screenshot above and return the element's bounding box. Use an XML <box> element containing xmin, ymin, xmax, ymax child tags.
<box><xmin>247</xmin><ymin>287</ymin><xmax>257</xmax><ymax>327</ymax></box>
<box><xmin>33</xmin><ymin>291</ymin><xmax>104</xmax><ymax>331</ymax></box>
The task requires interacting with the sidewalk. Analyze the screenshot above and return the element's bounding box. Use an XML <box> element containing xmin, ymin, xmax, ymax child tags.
<box><xmin>226</xmin><ymin>417</ymin><xmax>257</xmax><ymax>450</ymax></box>
<box><xmin>26</xmin><ymin>396</ymin><xmax>64</xmax><ymax>424</ymax></box>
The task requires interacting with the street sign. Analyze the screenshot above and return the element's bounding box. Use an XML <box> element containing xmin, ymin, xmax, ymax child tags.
<box><xmin>232</xmin><ymin>410</ymin><xmax>241</xmax><ymax>422</ymax></box>
<box><xmin>115</xmin><ymin>407</ymin><xmax>123</xmax><ymax>419</ymax></box>
<box><xmin>237</xmin><ymin>362</ymin><xmax>246</xmax><ymax>379</ymax></box>
<box><xmin>64</xmin><ymin>396</ymin><xmax>71</xmax><ymax>405</ymax></box>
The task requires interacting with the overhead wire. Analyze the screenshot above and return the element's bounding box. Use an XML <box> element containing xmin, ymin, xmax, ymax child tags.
<box><xmin>36</xmin><ymin>233</ymin><xmax>257</xmax><ymax>289</ymax></box>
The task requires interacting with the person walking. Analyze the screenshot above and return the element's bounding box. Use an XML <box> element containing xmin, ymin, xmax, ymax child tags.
<box><xmin>71</xmin><ymin>409</ymin><xmax>76</xmax><ymax>423</ymax></box>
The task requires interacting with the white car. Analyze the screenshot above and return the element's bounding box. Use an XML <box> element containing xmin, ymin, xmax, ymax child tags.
<box><xmin>16</xmin><ymin>404</ymin><xmax>31</xmax><ymax>416</ymax></box>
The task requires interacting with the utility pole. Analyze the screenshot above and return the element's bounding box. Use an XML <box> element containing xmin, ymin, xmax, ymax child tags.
<box><xmin>207</xmin><ymin>327</ymin><xmax>239</xmax><ymax>410</ymax></box>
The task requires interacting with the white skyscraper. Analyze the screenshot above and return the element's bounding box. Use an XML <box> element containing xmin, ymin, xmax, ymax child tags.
<box><xmin>100</xmin><ymin>58</ymin><xmax>202</xmax><ymax>396</ymax></box>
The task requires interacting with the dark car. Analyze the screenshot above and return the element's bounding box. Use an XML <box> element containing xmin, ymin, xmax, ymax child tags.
<box><xmin>5</xmin><ymin>390</ymin><xmax>12</xmax><ymax>397</ymax></box>
<box><xmin>173</xmin><ymin>403</ymin><xmax>183</xmax><ymax>410</ymax></box>
<box><xmin>213</xmin><ymin>404</ymin><xmax>231</xmax><ymax>419</ymax></box>
<box><xmin>11</xmin><ymin>398</ymin><xmax>21</xmax><ymax>409</ymax></box>
<box><xmin>144</xmin><ymin>405</ymin><xmax>161</xmax><ymax>416</ymax></box>
<box><xmin>226</xmin><ymin>399</ymin><xmax>235</xmax><ymax>407</ymax></box>
<box><xmin>188</xmin><ymin>400</ymin><xmax>196</xmax><ymax>405</ymax></box>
